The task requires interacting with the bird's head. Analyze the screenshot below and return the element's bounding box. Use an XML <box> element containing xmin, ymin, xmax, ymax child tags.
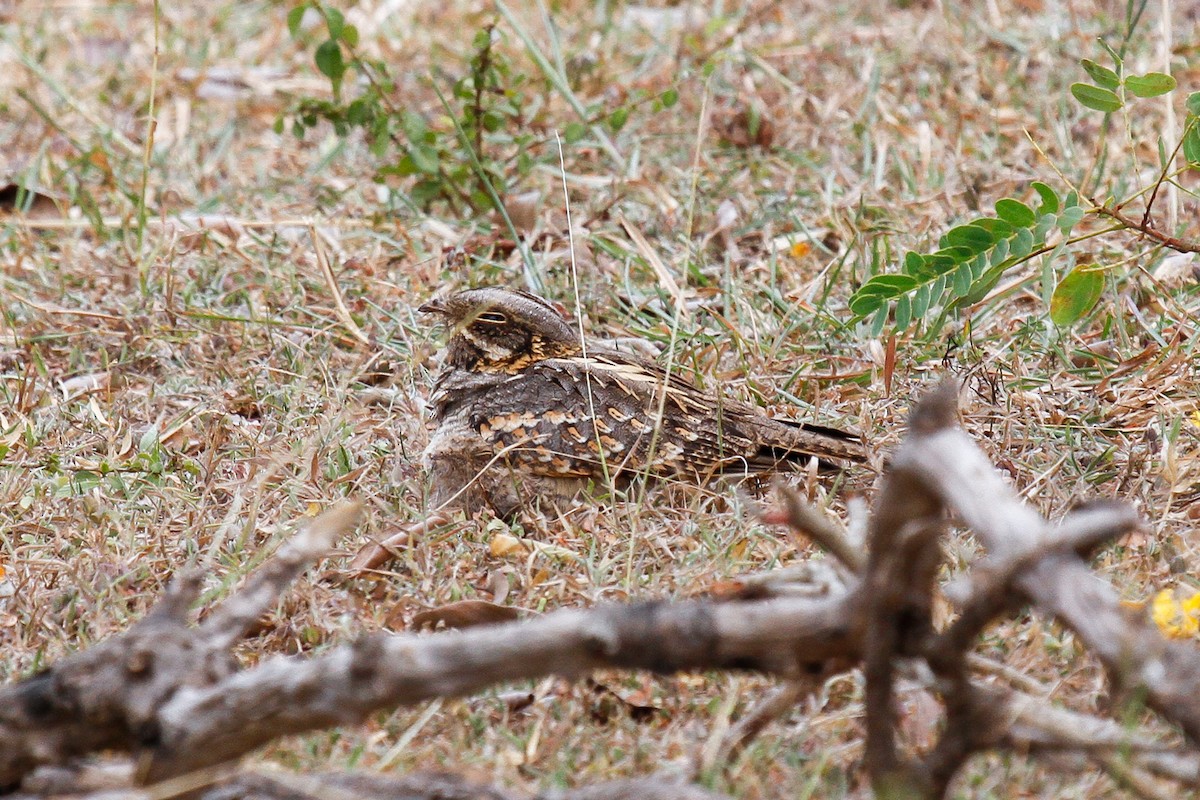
<box><xmin>420</xmin><ymin>287</ymin><xmax>581</xmax><ymax>371</ymax></box>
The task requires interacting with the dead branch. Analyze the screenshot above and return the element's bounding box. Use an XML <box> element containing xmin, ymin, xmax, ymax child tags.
<box><xmin>145</xmin><ymin>591</ymin><xmax>862</xmax><ymax>781</ymax></box>
<box><xmin>0</xmin><ymin>502</ymin><xmax>362</xmax><ymax>792</ymax></box>
<box><xmin>892</xmin><ymin>382</ymin><xmax>1200</xmax><ymax>744</ymax></box>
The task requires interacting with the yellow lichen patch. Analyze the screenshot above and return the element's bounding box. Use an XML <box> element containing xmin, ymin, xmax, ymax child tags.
<box><xmin>1151</xmin><ymin>588</ymin><xmax>1200</xmax><ymax>639</ymax></box>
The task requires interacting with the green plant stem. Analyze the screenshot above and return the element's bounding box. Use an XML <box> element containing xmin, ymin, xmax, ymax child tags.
<box><xmin>432</xmin><ymin>79</ymin><xmax>542</xmax><ymax>293</ymax></box>
<box><xmin>136</xmin><ymin>0</ymin><xmax>161</xmax><ymax>266</ymax></box>
<box><xmin>496</xmin><ymin>0</ymin><xmax>627</xmax><ymax>172</ymax></box>
<box><xmin>1140</xmin><ymin>117</ymin><xmax>1194</xmax><ymax>229</ymax></box>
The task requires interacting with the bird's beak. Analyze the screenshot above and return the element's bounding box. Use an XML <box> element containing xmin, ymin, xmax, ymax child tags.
<box><xmin>418</xmin><ymin>298</ymin><xmax>447</xmax><ymax>315</ymax></box>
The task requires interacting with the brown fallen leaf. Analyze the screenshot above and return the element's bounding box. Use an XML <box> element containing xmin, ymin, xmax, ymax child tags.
<box><xmin>714</xmin><ymin>103</ymin><xmax>775</xmax><ymax>148</ymax></box>
<box><xmin>586</xmin><ymin>676</ymin><xmax>661</xmax><ymax>724</ymax></box>
<box><xmin>0</xmin><ymin>184</ymin><xmax>62</xmax><ymax>219</ymax></box>
<box><xmin>489</xmin><ymin>532</ymin><xmax>530</xmax><ymax>558</ymax></box>
<box><xmin>410</xmin><ymin>599</ymin><xmax>521</xmax><ymax>631</ymax></box>
<box><xmin>347</xmin><ymin>512</ymin><xmax>450</xmax><ymax>574</ymax></box>
<box><xmin>59</xmin><ymin>371</ymin><xmax>111</xmax><ymax>401</ymax></box>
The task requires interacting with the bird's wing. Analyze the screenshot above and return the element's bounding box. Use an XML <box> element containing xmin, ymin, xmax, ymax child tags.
<box><xmin>457</xmin><ymin>352</ymin><xmax>717</xmax><ymax>480</ymax></box>
<box><xmin>552</xmin><ymin>351</ymin><xmax>866</xmax><ymax>471</ymax></box>
<box><xmin>462</xmin><ymin>350</ymin><xmax>861</xmax><ymax>482</ymax></box>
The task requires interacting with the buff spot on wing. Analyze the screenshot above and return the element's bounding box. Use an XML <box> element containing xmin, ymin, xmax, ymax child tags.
<box><xmin>599</xmin><ymin>435</ymin><xmax>625</xmax><ymax>453</ymax></box>
<box><xmin>674</xmin><ymin>426</ymin><xmax>701</xmax><ymax>442</ymax></box>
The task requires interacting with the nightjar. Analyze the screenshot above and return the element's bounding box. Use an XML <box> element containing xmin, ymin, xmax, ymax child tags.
<box><xmin>420</xmin><ymin>287</ymin><xmax>865</xmax><ymax>517</ymax></box>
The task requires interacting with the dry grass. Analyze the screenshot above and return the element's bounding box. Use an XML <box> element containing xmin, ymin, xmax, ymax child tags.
<box><xmin>1</xmin><ymin>0</ymin><xmax>1199</xmax><ymax>797</ymax></box>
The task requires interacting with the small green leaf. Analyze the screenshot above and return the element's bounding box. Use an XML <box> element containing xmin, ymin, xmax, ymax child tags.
<box><xmin>1035</xmin><ymin>213</ymin><xmax>1058</xmax><ymax>238</ymax></box>
<box><xmin>1125</xmin><ymin>72</ymin><xmax>1176</xmax><ymax>98</ymax></box>
<box><xmin>1098</xmin><ymin>39</ymin><xmax>1122</xmax><ymax>67</ymax></box>
<box><xmin>970</xmin><ymin>218</ymin><xmax>1015</xmax><ymax>238</ymax></box>
<box><xmin>341</xmin><ymin>24</ymin><xmax>359</xmax><ymax>47</ymax></box>
<box><xmin>482</xmin><ymin>110</ymin><xmax>505</xmax><ymax>132</ymax></box>
<box><xmin>139</xmin><ymin>425</ymin><xmax>160</xmax><ymax>453</ymax></box>
<box><xmin>893</xmin><ymin>294</ymin><xmax>912</xmax><ymax>330</ymax></box>
<box><xmin>995</xmin><ymin>198</ymin><xmax>1035</xmax><ymax>227</ymax></box>
<box><xmin>903</xmin><ymin>251</ymin><xmax>928</xmax><ymax>276</ymax></box>
<box><xmin>1050</xmin><ymin>264</ymin><xmax>1104</xmax><ymax>326</ymax></box>
<box><xmin>1011</xmin><ymin>227</ymin><xmax>1035</xmax><ymax>258</ymax></box>
<box><xmin>989</xmin><ymin>237</ymin><xmax>1009</xmax><ymax>265</ymax></box>
<box><xmin>1187</xmin><ymin>92</ymin><xmax>1200</xmax><ymax>116</ymax></box>
<box><xmin>968</xmin><ymin>253</ymin><xmax>987</xmax><ymax>280</ymax></box>
<box><xmin>1071</xmin><ymin>83</ymin><xmax>1122</xmax><ymax>113</ymax></box>
<box><xmin>943</xmin><ymin>224</ymin><xmax>995</xmax><ymax>253</ymax></box>
<box><xmin>869</xmin><ymin>302</ymin><xmax>889</xmax><ymax>336</ymax></box>
<box><xmin>863</xmin><ymin>274</ymin><xmax>919</xmax><ymax>293</ymax></box>
<box><xmin>409</xmin><ymin>144</ymin><xmax>439</xmax><ymax>174</ymax></box>
<box><xmin>411</xmin><ymin>179</ymin><xmax>442</xmax><ymax>206</ymax></box>
<box><xmin>1184</xmin><ymin>126</ymin><xmax>1200</xmax><ymax>166</ymax></box>
<box><xmin>323</xmin><ymin>7</ymin><xmax>344</xmax><ymax>40</ymax></box>
<box><xmin>912</xmin><ymin>283</ymin><xmax>932</xmax><ymax>319</ymax></box>
<box><xmin>934</xmin><ymin>246</ymin><xmax>975</xmax><ymax>265</ymax></box>
<box><xmin>660</xmin><ymin>88</ymin><xmax>679</xmax><ymax>108</ymax></box>
<box><xmin>955</xmin><ymin>262</ymin><xmax>1006</xmax><ymax>306</ymax></box>
<box><xmin>1032</xmin><ymin>181</ymin><xmax>1060</xmax><ymax>215</ymax></box>
<box><xmin>564</xmin><ymin>122</ymin><xmax>587</xmax><ymax>143</ymax></box>
<box><xmin>849</xmin><ymin>291</ymin><xmax>885</xmax><ymax>317</ymax></box>
<box><xmin>1081</xmin><ymin>59</ymin><xmax>1120</xmax><ymax>90</ymax></box>
<box><xmin>951</xmin><ymin>261</ymin><xmax>973</xmax><ymax>297</ymax></box>
<box><xmin>401</xmin><ymin>111</ymin><xmax>428</xmax><ymax>141</ymax></box>
<box><xmin>391</xmin><ymin>155</ymin><xmax>418</xmax><ymax>177</ymax></box>
<box><xmin>925</xmin><ymin>253</ymin><xmax>958</xmax><ymax>275</ymax></box>
<box><xmin>287</xmin><ymin>3</ymin><xmax>310</xmax><ymax>38</ymax></box>
<box><xmin>314</xmin><ymin>39</ymin><xmax>345</xmax><ymax>81</ymax></box>
<box><xmin>930</xmin><ymin>274</ymin><xmax>948</xmax><ymax>304</ymax></box>
<box><xmin>609</xmin><ymin>107</ymin><xmax>629</xmax><ymax>131</ymax></box>
<box><xmin>346</xmin><ymin>98</ymin><xmax>368</xmax><ymax>124</ymax></box>
<box><xmin>1057</xmin><ymin>206</ymin><xmax>1086</xmax><ymax>231</ymax></box>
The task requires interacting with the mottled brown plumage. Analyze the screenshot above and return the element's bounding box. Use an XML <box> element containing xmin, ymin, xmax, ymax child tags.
<box><xmin>420</xmin><ymin>287</ymin><xmax>865</xmax><ymax>517</ymax></box>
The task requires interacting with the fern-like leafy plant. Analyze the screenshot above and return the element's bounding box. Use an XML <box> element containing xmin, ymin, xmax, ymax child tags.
<box><xmin>849</xmin><ymin>34</ymin><xmax>1200</xmax><ymax>338</ymax></box>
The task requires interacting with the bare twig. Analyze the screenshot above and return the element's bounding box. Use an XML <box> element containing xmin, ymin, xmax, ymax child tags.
<box><xmin>1093</xmin><ymin>201</ymin><xmax>1200</xmax><ymax>254</ymax></box>
<box><xmin>770</xmin><ymin>483</ymin><xmax>866</xmax><ymax>574</ymax></box>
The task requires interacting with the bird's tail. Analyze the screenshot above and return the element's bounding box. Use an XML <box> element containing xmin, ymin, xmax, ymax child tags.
<box><xmin>759</xmin><ymin>417</ymin><xmax>867</xmax><ymax>468</ymax></box>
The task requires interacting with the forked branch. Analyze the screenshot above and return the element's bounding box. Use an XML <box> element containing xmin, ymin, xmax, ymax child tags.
<box><xmin>1</xmin><ymin>381</ymin><xmax>1198</xmax><ymax>800</ymax></box>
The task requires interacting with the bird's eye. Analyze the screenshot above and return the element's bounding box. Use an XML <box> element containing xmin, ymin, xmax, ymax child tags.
<box><xmin>476</xmin><ymin>311</ymin><xmax>508</xmax><ymax>324</ymax></box>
